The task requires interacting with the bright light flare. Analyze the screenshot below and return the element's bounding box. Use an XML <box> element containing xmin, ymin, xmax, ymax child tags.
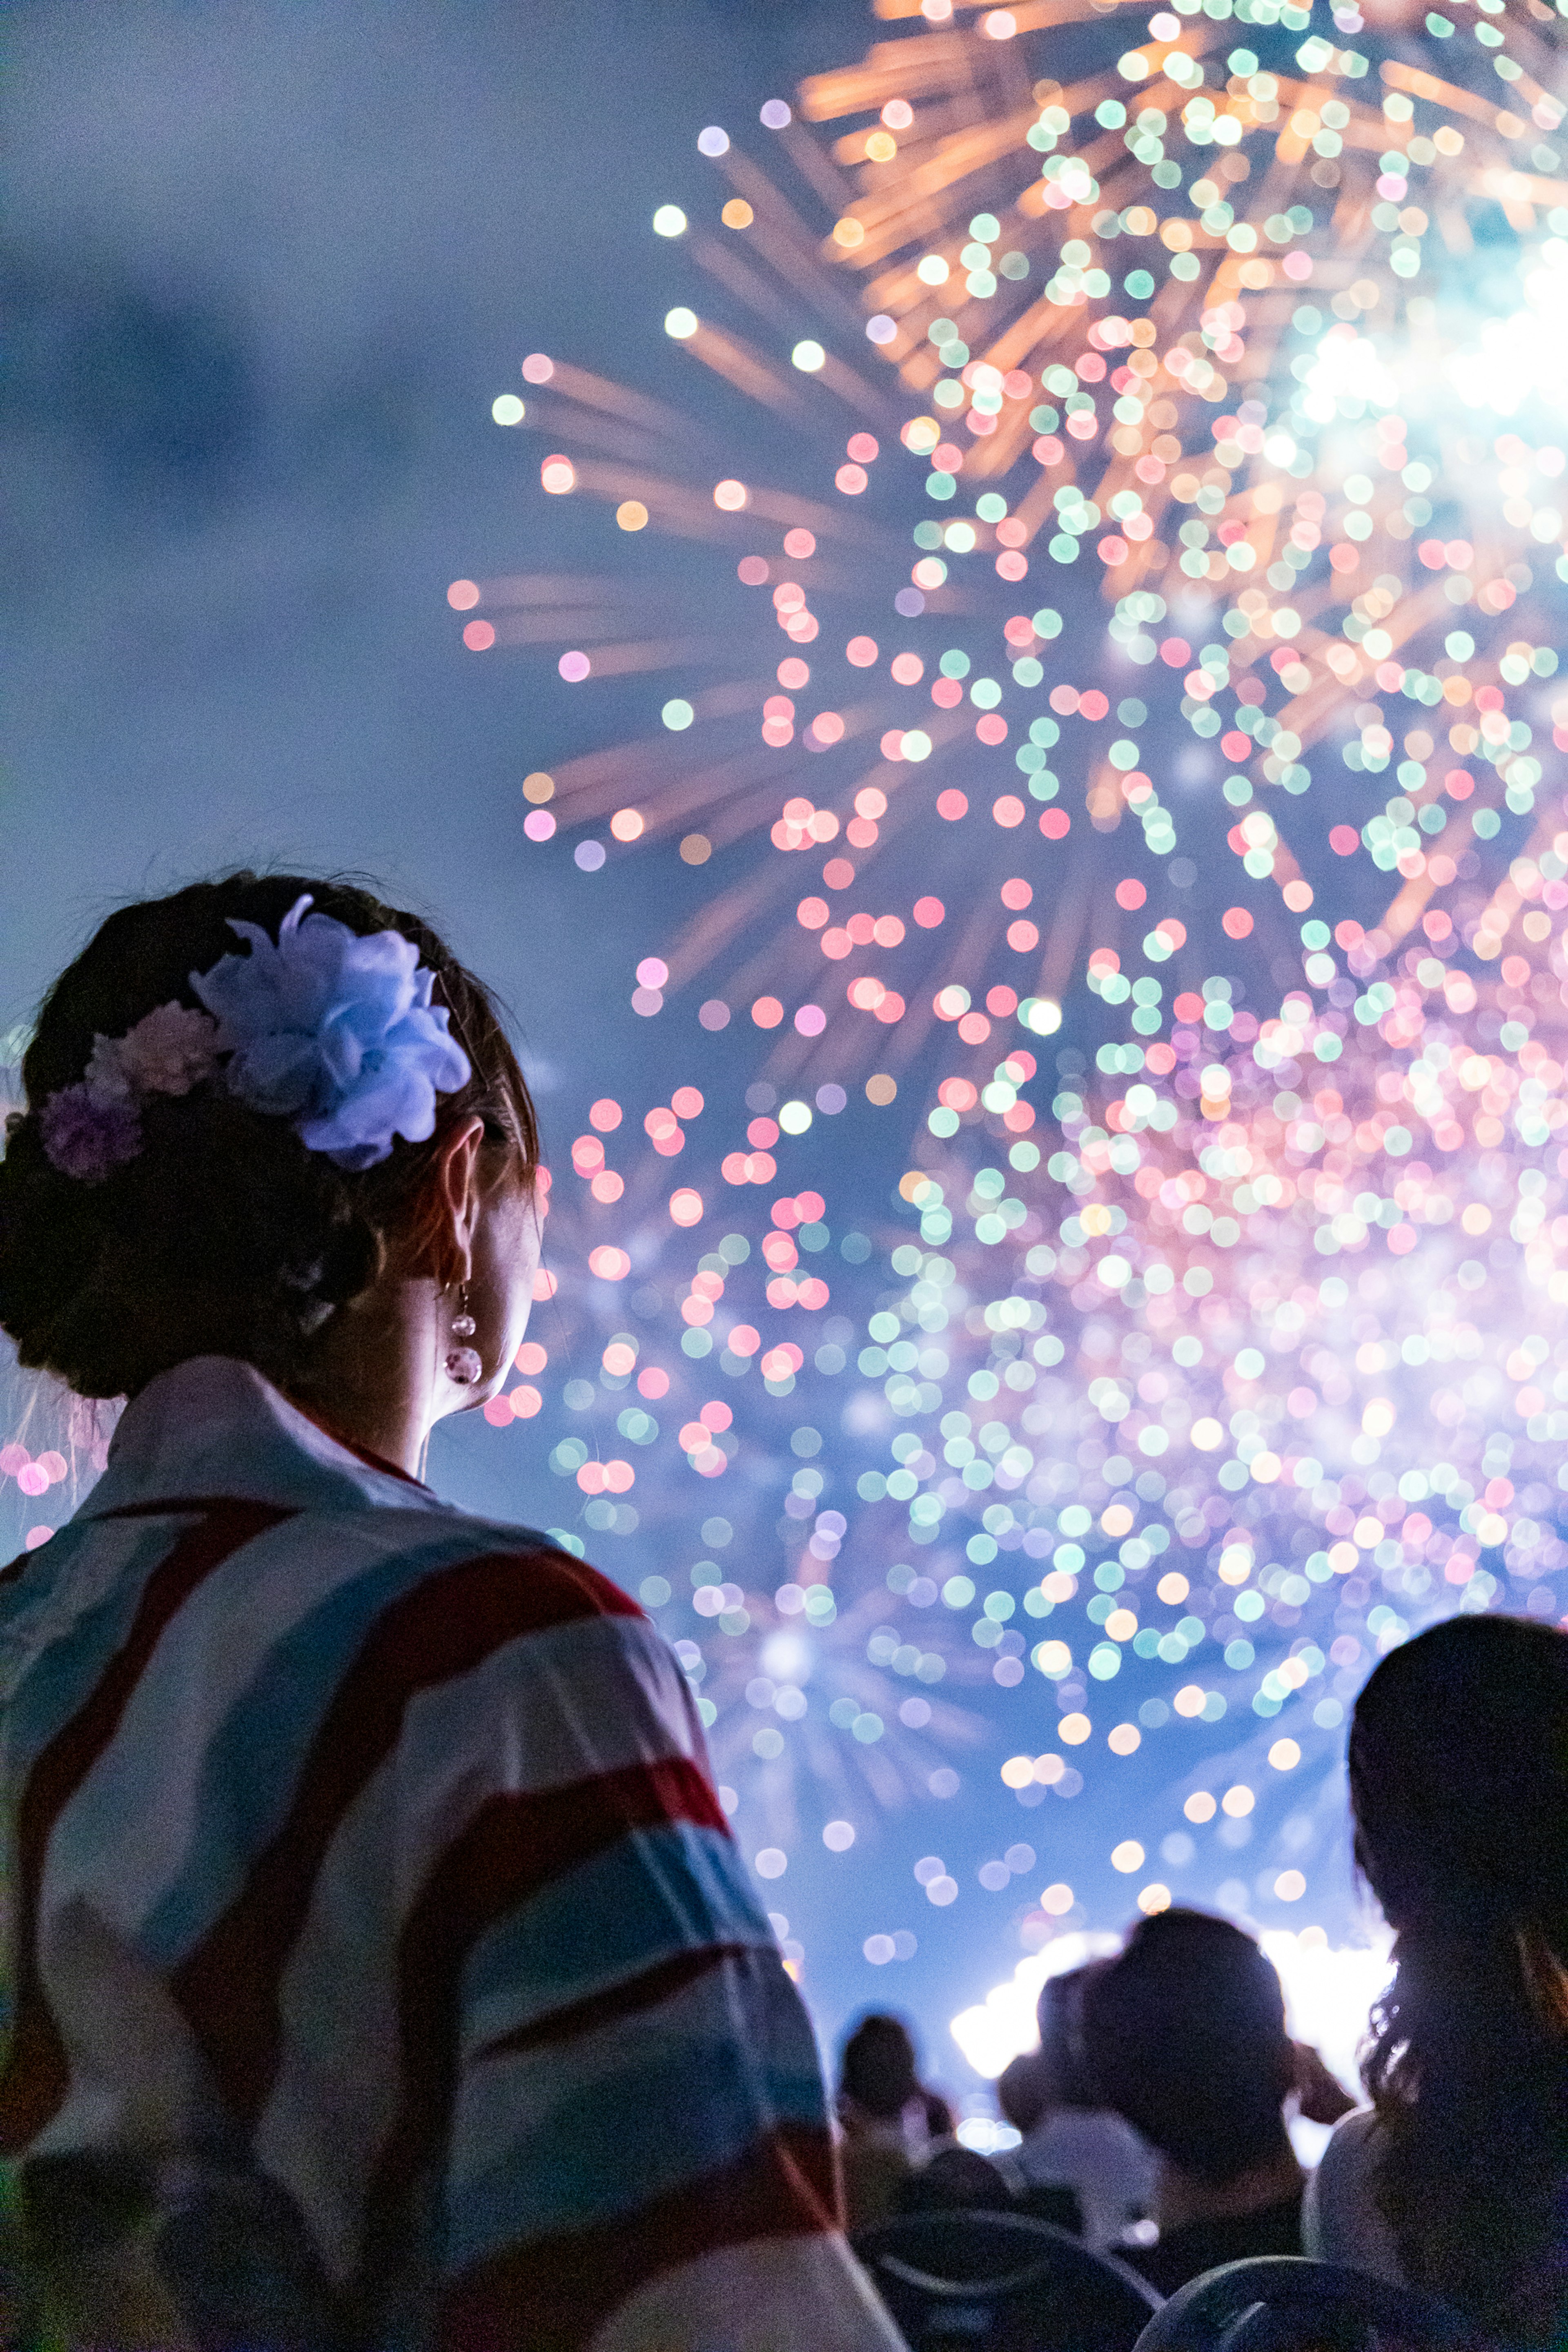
<box><xmin>1449</xmin><ymin>243</ymin><xmax>1568</xmax><ymax>418</ymax></box>
<box><xmin>949</xmin><ymin>1933</ymin><xmax>1120</xmax><ymax>2078</ymax></box>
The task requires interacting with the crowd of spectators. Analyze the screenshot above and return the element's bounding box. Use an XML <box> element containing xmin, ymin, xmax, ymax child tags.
<box><xmin>832</xmin><ymin>1612</ymin><xmax>1568</xmax><ymax>2345</ymax></box>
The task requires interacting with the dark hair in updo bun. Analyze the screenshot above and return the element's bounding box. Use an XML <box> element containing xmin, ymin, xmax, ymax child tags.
<box><xmin>0</xmin><ymin>873</ymin><xmax>537</xmax><ymax>1399</ymax></box>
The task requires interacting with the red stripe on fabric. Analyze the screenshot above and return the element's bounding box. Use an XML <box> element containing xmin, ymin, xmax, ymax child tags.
<box><xmin>350</xmin><ymin>1759</ymin><xmax>729</xmax><ymax>2305</ymax></box>
<box><xmin>91</xmin><ymin>1496</ymin><xmax>310</xmax><ymax>1519</ymax></box>
<box><xmin>437</xmin><ymin>2123</ymin><xmax>841</xmax><ymax>2352</ymax></box>
<box><xmin>476</xmin><ymin>1941</ymin><xmax>751</xmax><ymax>2064</ymax></box>
<box><xmin>169</xmin><ymin>1550</ymin><xmax>653</xmax><ymax>2123</ymax></box>
<box><xmin>0</xmin><ymin>1499</ymin><xmax>294</xmax><ymax>2153</ymax></box>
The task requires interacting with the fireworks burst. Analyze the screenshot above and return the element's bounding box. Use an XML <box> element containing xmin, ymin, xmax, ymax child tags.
<box><xmin>459</xmin><ymin>0</ymin><xmax>1568</xmax><ymax>1015</ymax></box>
<box><xmin>431</xmin><ymin>0</ymin><xmax>1568</xmax><ymax>1939</ymax></box>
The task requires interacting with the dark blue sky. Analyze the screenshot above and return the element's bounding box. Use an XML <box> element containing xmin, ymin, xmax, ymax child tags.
<box><xmin>4</xmin><ymin>0</ymin><xmax>863</xmax><ymax>996</ymax></box>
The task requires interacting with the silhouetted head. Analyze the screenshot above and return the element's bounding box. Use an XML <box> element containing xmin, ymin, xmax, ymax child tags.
<box><xmin>896</xmin><ymin>2146</ymin><xmax>1012</xmax><ymax>2216</ymax></box>
<box><xmin>1350</xmin><ymin>1611</ymin><xmax>1568</xmax><ymax>1950</ymax></box>
<box><xmin>1080</xmin><ymin>1909</ymin><xmax>1292</xmax><ymax>2185</ymax></box>
<box><xmin>841</xmin><ymin>2013</ymin><xmax>920</xmax><ymax>2120</ymax></box>
<box><xmin>1350</xmin><ymin>1612</ymin><xmax>1568</xmax><ymax>2340</ymax></box>
<box><xmin>996</xmin><ymin>2050</ymin><xmax>1052</xmax><ymax>2135</ymax></box>
<box><xmin>1035</xmin><ymin>1960</ymin><xmax>1105</xmax><ymax>2109</ymax></box>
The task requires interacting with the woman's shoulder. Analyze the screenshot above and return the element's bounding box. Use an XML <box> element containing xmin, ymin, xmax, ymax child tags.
<box><xmin>312</xmin><ymin>1497</ymin><xmax>653</xmax><ymax>1652</ymax></box>
<box><xmin>388</xmin><ymin>1503</ymin><xmax>639</xmax><ymax>1607</ymax></box>
<box><xmin>1304</xmin><ymin>2108</ymin><xmax>1403</xmax><ymax>2282</ymax></box>
<box><xmin>1315</xmin><ymin>2103</ymin><xmax>1385</xmax><ymax>2186</ymax></box>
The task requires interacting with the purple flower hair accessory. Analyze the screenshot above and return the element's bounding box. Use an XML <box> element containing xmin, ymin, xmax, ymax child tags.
<box><xmin>37</xmin><ymin>1001</ymin><xmax>223</xmax><ymax>1180</ymax></box>
<box><xmin>38</xmin><ymin>1086</ymin><xmax>144</xmax><ymax>1184</ymax></box>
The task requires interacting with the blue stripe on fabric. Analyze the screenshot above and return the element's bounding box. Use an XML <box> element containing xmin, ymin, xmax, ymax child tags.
<box><xmin>445</xmin><ymin>1952</ymin><xmax>830</xmax><ymax>2272</ymax></box>
<box><xmin>0</xmin><ymin>1520</ymin><xmax>186</xmax><ymax>1776</ymax></box>
<box><xmin>136</xmin><ymin>1523</ymin><xmax>531</xmax><ymax>1969</ymax></box>
<box><xmin>461</xmin><ymin>1822</ymin><xmax>772</xmax><ymax>2043</ymax></box>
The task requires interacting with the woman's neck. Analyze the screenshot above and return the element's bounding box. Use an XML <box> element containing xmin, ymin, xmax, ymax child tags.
<box><xmin>283</xmin><ymin>1277</ymin><xmax>442</xmax><ymax>1478</ymax></box>
<box><xmin>1155</xmin><ymin>2134</ymin><xmax>1303</xmax><ymax>2232</ymax></box>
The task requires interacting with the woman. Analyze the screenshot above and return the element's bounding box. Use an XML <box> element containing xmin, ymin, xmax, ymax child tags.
<box><xmin>0</xmin><ymin>875</ymin><xmax>903</xmax><ymax>2351</ymax></box>
<box><xmin>1307</xmin><ymin>1613</ymin><xmax>1568</xmax><ymax>2343</ymax></box>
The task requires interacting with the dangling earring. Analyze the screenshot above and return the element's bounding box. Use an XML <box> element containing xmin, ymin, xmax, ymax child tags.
<box><xmin>445</xmin><ymin>1281</ymin><xmax>483</xmax><ymax>1386</ymax></box>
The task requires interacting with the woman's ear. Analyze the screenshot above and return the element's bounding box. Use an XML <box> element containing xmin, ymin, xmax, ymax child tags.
<box><xmin>426</xmin><ymin>1116</ymin><xmax>486</xmax><ymax>1287</ymax></box>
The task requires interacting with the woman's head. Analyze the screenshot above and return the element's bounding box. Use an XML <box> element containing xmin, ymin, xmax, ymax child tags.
<box><xmin>0</xmin><ymin>873</ymin><xmax>539</xmax><ymax>1403</ymax></box>
<box><xmin>1350</xmin><ymin>1611</ymin><xmax>1568</xmax><ymax>1947</ymax></box>
<box><xmin>1351</xmin><ymin>1614</ymin><xmax>1568</xmax><ymax>2339</ymax></box>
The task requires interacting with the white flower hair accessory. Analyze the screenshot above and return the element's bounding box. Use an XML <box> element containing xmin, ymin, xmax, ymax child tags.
<box><xmin>38</xmin><ymin>894</ymin><xmax>472</xmax><ymax>1181</ymax></box>
<box><xmin>84</xmin><ymin>1003</ymin><xmax>224</xmax><ymax>1108</ymax></box>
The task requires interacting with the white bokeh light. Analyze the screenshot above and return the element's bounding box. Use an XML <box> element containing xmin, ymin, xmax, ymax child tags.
<box><xmin>1300</xmin><ymin>325</ymin><xmax>1399</xmax><ymax>421</ymax></box>
<box><xmin>1448</xmin><ymin>241</ymin><xmax>1568</xmax><ymax>418</ymax></box>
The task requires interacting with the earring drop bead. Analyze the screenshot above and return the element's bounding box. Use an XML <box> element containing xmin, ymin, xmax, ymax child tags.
<box><xmin>446</xmin><ymin>1281</ymin><xmax>481</xmax><ymax>1382</ymax></box>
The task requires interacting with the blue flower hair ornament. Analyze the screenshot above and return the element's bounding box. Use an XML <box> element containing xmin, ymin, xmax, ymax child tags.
<box><xmin>190</xmin><ymin>894</ymin><xmax>472</xmax><ymax>1171</ymax></box>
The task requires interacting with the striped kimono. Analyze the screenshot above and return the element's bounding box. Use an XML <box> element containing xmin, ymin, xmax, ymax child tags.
<box><xmin>0</xmin><ymin>1356</ymin><xmax>903</xmax><ymax>2351</ymax></box>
